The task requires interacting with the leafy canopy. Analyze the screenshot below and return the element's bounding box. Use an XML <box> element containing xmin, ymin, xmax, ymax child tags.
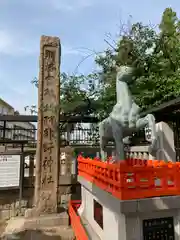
<box><xmin>93</xmin><ymin>7</ymin><xmax>180</xmax><ymax>118</ymax></box>
<box><xmin>30</xmin><ymin>8</ymin><xmax>180</xmax><ymax>121</ymax></box>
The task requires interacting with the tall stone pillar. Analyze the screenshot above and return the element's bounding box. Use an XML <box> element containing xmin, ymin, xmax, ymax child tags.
<box><xmin>34</xmin><ymin>36</ymin><xmax>61</xmax><ymax>214</ymax></box>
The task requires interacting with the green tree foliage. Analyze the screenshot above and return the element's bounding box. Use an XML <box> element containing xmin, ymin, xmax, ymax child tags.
<box><xmin>30</xmin><ymin>72</ymin><xmax>97</xmax><ymax>117</ymax></box>
<box><xmin>93</xmin><ymin>8</ymin><xmax>180</xmax><ymax>118</ymax></box>
<box><xmin>30</xmin><ymin>8</ymin><xmax>180</xmax><ymax>122</ymax></box>
<box><xmin>60</xmin><ymin>73</ymin><xmax>89</xmax><ymax>116</ymax></box>
<box><xmin>30</xmin><ymin>72</ymin><xmax>98</xmax><ymax>138</ymax></box>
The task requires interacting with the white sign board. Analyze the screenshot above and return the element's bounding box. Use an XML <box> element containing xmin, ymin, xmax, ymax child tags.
<box><xmin>0</xmin><ymin>155</ymin><xmax>20</xmax><ymax>188</ymax></box>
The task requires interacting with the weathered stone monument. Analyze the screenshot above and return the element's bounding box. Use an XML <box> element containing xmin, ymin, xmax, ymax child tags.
<box><xmin>1</xmin><ymin>36</ymin><xmax>76</xmax><ymax>239</ymax></box>
<box><xmin>1</xmin><ymin>36</ymin><xmax>75</xmax><ymax>239</ymax></box>
<box><xmin>34</xmin><ymin>35</ymin><xmax>60</xmax><ymax>214</ymax></box>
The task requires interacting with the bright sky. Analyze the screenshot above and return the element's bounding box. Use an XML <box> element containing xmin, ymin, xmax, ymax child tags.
<box><xmin>0</xmin><ymin>0</ymin><xmax>179</xmax><ymax>114</ymax></box>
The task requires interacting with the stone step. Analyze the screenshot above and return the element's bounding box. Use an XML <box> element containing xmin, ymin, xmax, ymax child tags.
<box><xmin>1</xmin><ymin>226</ymin><xmax>75</xmax><ymax>240</ymax></box>
<box><xmin>1</xmin><ymin>213</ymin><xmax>74</xmax><ymax>240</ymax></box>
<box><xmin>24</xmin><ymin>212</ymin><xmax>69</xmax><ymax>228</ymax></box>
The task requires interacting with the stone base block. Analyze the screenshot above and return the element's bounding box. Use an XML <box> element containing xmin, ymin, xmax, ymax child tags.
<box><xmin>78</xmin><ymin>176</ymin><xmax>180</xmax><ymax>240</ymax></box>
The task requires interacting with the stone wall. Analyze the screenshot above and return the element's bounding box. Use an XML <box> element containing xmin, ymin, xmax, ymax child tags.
<box><xmin>0</xmin><ymin>188</ymin><xmax>32</xmax><ymax>222</ymax></box>
<box><xmin>0</xmin><ymin>175</ymin><xmax>36</xmax><ymax>222</ymax></box>
<box><xmin>0</xmin><ymin>145</ymin><xmax>82</xmax><ymax>222</ymax></box>
<box><xmin>0</xmin><ymin>175</ymin><xmax>81</xmax><ymax>222</ymax></box>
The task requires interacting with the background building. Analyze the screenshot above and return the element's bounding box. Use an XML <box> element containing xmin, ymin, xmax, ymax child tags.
<box><xmin>0</xmin><ymin>98</ymin><xmax>36</xmax><ymax>141</ymax></box>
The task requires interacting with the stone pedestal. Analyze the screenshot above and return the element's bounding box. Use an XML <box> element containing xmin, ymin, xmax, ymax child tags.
<box><xmin>57</xmin><ymin>147</ymin><xmax>77</xmax><ymax>211</ymax></box>
<box><xmin>124</xmin><ymin>122</ymin><xmax>176</xmax><ymax>162</ymax></box>
<box><xmin>156</xmin><ymin>121</ymin><xmax>176</xmax><ymax>162</ymax></box>
<box><xmin>78</xmin><ymin>176</ymin><xmax>179</xmax><ymax>240</ymax></box>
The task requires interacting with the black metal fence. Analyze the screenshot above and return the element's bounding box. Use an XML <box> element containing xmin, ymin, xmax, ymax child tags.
<box><xmin>0</xmin><ymin>125</ymin><xmax>37</xmax><ymax>148</ymax></box>
<box><xmin>0</xmin><ymin>124</ymin><xmax>100</xmax><ymax>146</ymax></box>
<box><xmin>0</xmin><ymin>127</ymin><xmax>36</xmax><ymax>141</ymax></box>
<box><xmin>65</xmin><ymin>124</ymin><xmax>100</xmax><ymax>145</ymax></box>
<box><xmin>0</xmin><ymin>123</ymin><xmax>149</xmax><ymax>147</ymax></box>
<box><xmin>1</xmin><ymin>119</ymin><xmax>180</xmax><ymax>162</ymax></box>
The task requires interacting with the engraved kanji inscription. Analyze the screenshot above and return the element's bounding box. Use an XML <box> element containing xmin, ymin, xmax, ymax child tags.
<box><xmin>43</xmin><ymin>142</ymin><xmax>54</xmax><ymax>154</ymax></box>
<box><xmin>42</xmin><ymin>103</ymin><xmax>54</xmax><ymax>112</ymax></box>
<box><xmin>41</xmin><ymin>175</ymin><xmax>54</xmax><ymax>185</ymax></box>
<box><xmin>143</xmin><ymin>217</ymin><xmax>175</xmax><ymax>239</ymax></box>
<box><xmin>43</xmin><ymin>128</ymin><xmax>48</xmax><ymax>138</ymax></box>
<box><xmin>43</xmin><ymin>127</ymin><xmax>54</xmax><ymax>140</ymax></box>
<box><xmin>44</xmin><ymin>62</ymin><xmax>56</xmax><ymax>73</ymax></box>
<box><xmin>45</xmin><ymin>50</ymin><xmax>55</xmax><ymax>62</ymax></box>
<box><xmin>44</xmin><ymin>88</ymin><xmax>56</xmax><ymax>98</ymax></box>
<box><xmin>47</xmin><ymin>175</ymin><xmax>54</xmax><ymax>184</ymax></box>
<box><xmin>44</xmin><ymin>76</ymin><xmax>54</xmax><ymax>86</ymax></box>
<box><xmin>43</xmin><ymin>116</ymin><xmax>56</xmax><ymax>126</ymax></box>
<box><xmin>42</xmin><ymin>156</ymin><xmax>53</xmax><ymax>172</ymax></box>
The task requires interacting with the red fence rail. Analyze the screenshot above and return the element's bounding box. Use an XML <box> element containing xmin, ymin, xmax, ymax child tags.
<box><xmin>78</xmin><ymin>155</ymin><xmax>180</xmax><ymax>200</ymax></box>
<box><xmin>68</xmin><ymin>200</ymin><xmax>88</xmax><ymax>240</ymax></box>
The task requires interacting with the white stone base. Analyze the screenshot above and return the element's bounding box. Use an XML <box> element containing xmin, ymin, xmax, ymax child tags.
<box><xmin>78</xmin><ymin>176</ymin><xmax>180</xmax><ymax>240</ymax></box>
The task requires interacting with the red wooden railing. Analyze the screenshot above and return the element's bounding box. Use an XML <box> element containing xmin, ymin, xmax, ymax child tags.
<box><xmin>78</xmin><ymin>155</ymin><xmax>180</xmax><ymax>200</ymax></box>
<box><xmin>68</xmin><ymin>200</ymin><xmax>88</xmax><ymax>240</ymax></box>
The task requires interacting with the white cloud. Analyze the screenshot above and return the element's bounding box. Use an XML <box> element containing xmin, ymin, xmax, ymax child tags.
<box><xmin>0</xmin><ymin>30</ymin><xmax>12</xmax><ymax>50</ymax></box>
<box><xmin>62</xmin><ymin>45</ymin><xmax>88</xmax><ymax>56</ymax></box>
<box><xmin>0</xmin><ymin>77</ymin><xmax>38</xmax><ymax>114</ymax></box>
<box><xmin>0</xmin><ymin>29</ymin><xmax>86</xmax><ymax>57</ymax></box>
<box><xmin>50</xmin><ymin>0</ymin><xmax>94</xmax><ymax>11</ymax></box>
<box><xmin>0</xmin><ymin>29</ymin><xmax>39</xmax><ymax>57</ymax></box>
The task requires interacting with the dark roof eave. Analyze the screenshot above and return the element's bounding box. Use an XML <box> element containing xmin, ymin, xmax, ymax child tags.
<box><xmin>141</xmin><ymin>97</ymin><xmax>180</xmax><ymax>117</ymax></box>
<box><xmin>0</xmin><ymin>114</ymin><xmax>99</xmax><ymax>123</ymax></box>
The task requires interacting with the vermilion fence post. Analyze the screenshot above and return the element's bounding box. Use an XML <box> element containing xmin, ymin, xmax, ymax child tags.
<box><xmin>68</xmin><ymin>200</ymin><xmax>88</xmax><ymax>240</ymax></box>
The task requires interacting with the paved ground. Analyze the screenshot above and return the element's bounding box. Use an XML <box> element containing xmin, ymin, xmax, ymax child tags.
<box><xmin>0</xmin><ymin>222</ymin><xmax>7</xmax><ymax>236</ymax></box>
<box><xmin>2</xmin><ymin>230</ymin><xmax>61</xmax><ymax>239</ymax></box>
<box><xmin>0</xmin><ymin>218</ymin><xmax>75</xmax><ymax>240</ymax></box>
<box><xmin>2</xmin><ymin>228</ymin><xmax>74</xmax><ymax>240</ymax></box>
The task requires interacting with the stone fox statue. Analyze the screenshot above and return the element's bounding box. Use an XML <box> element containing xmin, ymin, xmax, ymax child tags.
<box><xmin>99</xmin><ymin>66</ymin><xmax>157</xmax><ymax>161</ymax></box>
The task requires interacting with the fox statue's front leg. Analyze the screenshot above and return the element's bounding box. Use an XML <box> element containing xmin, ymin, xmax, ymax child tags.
<box><xmin>99</xmin><ymin>118</ymin><xmax>109</xmax><ymax>161</ymax></box>
<box><xmin>110</xmin><ymin>118</ymin><xmax>125</xmax><ymax>161</ymax></box>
